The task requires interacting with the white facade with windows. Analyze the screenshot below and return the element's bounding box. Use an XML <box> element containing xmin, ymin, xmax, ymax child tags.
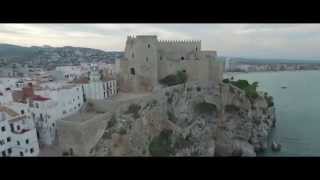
<box><xmin>55</xmin><ymin>66</ymin><xmax>84</xmax><ymax>81</ymax></box>
<box><xmin>32</xmin><ymin>82</ymin><xmax>84</xmax><ymax>145</ymax></box>
<box><xmin>0</xmin><ymin>106</ymin><xmax>39</xmax><ymax>157</ymax></box>
<box><xmin>82</xmin><ymin>80</ymin><xmax>117</xmax><ymax>100</ymax></box>
<box><xmin>81</xmin><ymin>67</ymin><xmax>117</xmax><ymax>100</ymax></box>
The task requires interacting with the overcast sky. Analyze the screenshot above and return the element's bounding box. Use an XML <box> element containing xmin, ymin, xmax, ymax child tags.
<box><xmin>0</xmin><ymin>24</ymin><xmax>320</xmax><ymax>60</ymax></box>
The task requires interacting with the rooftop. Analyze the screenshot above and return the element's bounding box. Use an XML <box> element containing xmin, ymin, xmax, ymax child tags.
<box><xmin>32</xmin><ymin>95</ymin><xmax>50</xmax><ymax>101</ymax></box>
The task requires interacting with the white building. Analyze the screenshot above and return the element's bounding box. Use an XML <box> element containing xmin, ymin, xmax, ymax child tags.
<box><xmin>80</xmin><ymin>65</ymin><xmax>117</xmax><ymax>101</ymax></box>
<box><xmin>31</xmin><ymin>82</ymin><xmax>85</xmax><ymax>145</ymax></box>
<box><xmin>0</xmin><ymin>106</ymin><xmax>39</xmax><ymax>157</ymax></box>
<box><xmin>54</xmin><ymin>66</ymin><xmax>84</xmax><ymax>81</ymax></box>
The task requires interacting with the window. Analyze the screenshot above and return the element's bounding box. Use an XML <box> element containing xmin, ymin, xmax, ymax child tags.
<box><xmin>10</xmin><ymin>124</ymin><xmax>14</xmax><ymax>132</ymax></box>
<box><xmin>1</xmin><ymin>126</ymin><xmax>5</xmax><ymax>132</ymax></box>
<box><xmin>17</xmin><ymin>141</ymin><xmax>20</xmax><ymax>146</ymax></box>
<box><xmin>130</xmin><ymin>68</ymin><xmax>135</xmax><ymax>75</ymax></box>
<box><xmin>20</xmin><ymin>152</ymin><xmax>23</xmax><ymax>157</ymax></box>
<box><xmin>17</xmin><ymin>125</ymin><xmax>20</xmax><ymax>130</ymax></box>
<box><xmin>146</xmin><ymin>57</ymin><xmax>149</xmax><ymax>62</ymax></box>
<box><xmin>78</xmin><ymin>103</ymin><xmax>80</xmax><ymax>107</ymax></box>
<box><xmin>7</xmin><ymin>137</ymin><xmax>11</xmax><ymax>143</ymax></box>
<box><xmin>181</xmin><ymin>56</ymin><xmax>185</xmax><ymax>60</ymax></box>
<box><xmin>147</xmin><ymin>44</ymin><xmax>151</xmax><ymax>48</ymax></box>
<box><xmin>196</xmin><ymin>46</ymin><xmax>198</xmax><ymax>51</ymax></box>
<box><xmin>52</xmin><ymin>123</ymin><xmax>55</xmax><ymax>127</ymax></box>
<box><xmin>26</xmin><ymin>139</ymin><xmax>29</xmax><ymax>144</ymax></box>
<box><xmin>21</xmin><ymin>110</ymin><xmax>25</xmax><ymax>115</ymax></box>
<box><xmin>35</xmin><ymin>103</ymin><xmax>39</xmax><ymax>109</ymax></box>
<box><xmin>0</xmin><ymin>140</ymin><xmax>5</xmax><ymax>145</ymax></box>
<box><xmin>132</xmin><ymin>53</ymin><xmax>134</xmax><ymax>58</ymax></box>
<box><xmin>7</xmin><ymin>148</ymin><xmax>11</xmax><ymax>154</ymax></box>
<box><xmin>2</xmin><ymin>151</ymin><xmax>6</xmax><ymax>157</ymax></box>
<box><xmin>77</xmin><ymin>96</ymin><xmax>80</xmax><ymax>99</ymax></box>
<box><xmin>30</xmin><ymin>148</ymin><xmax>34</xmax><ymax>154</ymax></box>
<box><xmin>160</xmin><ymin>56</ymin><xmax>162</xmax><ymax>60</ymax></box>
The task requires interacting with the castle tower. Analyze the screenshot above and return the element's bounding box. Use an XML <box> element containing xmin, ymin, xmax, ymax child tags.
<box><xmin>124</xmin><ymin>35</ymin><xmax>159</xmax><ymax>92</ymax></box>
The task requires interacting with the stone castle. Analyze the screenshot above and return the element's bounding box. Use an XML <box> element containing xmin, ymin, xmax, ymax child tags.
<box><xmin>118</xmin><ymin>35</ymin><xmax>224</xmax><ymax>93</ymax></box>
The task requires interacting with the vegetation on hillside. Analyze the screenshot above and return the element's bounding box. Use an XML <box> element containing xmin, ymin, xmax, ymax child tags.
<box><xmin>223</xmin><ymin>78</ymin><xmax>259</xmax><ymax>102</ymax></box>
<box><xmin>159</xmin><ymin>70</ymin><xmax>187</xmax><ymax>86</ymax></box>
<box><xmin>149</xmin><ymin>129</ymin><xmax>174</xmax><ymax>156</ymax></box>
<box><xmin>193</xmin><ymin>102</ymin><xmax>217</xmax><ymax>116</ymax></box>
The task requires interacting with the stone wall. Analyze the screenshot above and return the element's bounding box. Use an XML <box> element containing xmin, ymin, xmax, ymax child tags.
<box><xmin>56</xmin><ymin>112</ymin><xmax>110</xmax><ymax>156</ymax></box>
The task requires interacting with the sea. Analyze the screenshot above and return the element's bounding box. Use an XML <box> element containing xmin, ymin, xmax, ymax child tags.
<box><xmin>224</xmin><ymin>70</ymin><xmax>320</xmax><ymax>156</ymax></box>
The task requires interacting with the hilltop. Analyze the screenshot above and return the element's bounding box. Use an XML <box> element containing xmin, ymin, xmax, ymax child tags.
<box><xmin>0</xmin><ymin>43</ymin><xmax>124</xmax><ymax>66</ymax></box>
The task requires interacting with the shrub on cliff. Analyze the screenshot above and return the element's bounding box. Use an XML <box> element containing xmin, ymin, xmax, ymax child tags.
<box><xmin>149</xmin><ymin>129</ymin><xmax>174</xmax><ymax>156</ymax></box>
<box><xmin>159</xmin><ymin>70</ymin><xmax>187</xmax><ymax>86</ymax></box>
<box><xmin>194</xmin><ymin>102</ymin><xmax>217</xmax><ymax>116</ymax></box>
<box><xmin>225</xmin><ymin>104</ymin><xmax>240</xmax><ymax>113</ymax></box>
<box><xmin>223</xmin><ymin>78</ymin><xmax>230</xmax><ymax>83</ymax></box>
<box><xmin>124</xmin><ymin>104</ymin><xmax>141</xmax><ymax>119</ymax></box>
<box><xmin>265</xmin><ymin>95</ymin><xmax>274</xmax><ymax>107</ymax></box>
<box><xmin>229</xmin><ymin>79</ymin><xmax>259</xmax><ymax>101</ymax></box>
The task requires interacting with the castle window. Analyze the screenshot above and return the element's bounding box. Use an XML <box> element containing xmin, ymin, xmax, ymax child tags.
<box><xmin>130</xmin><ymin>68</ymin><xmax>135</xmax><ymax>75</ymax></box>
<box><xmin>21</xmin><ymin>110</ymin><xmax>24</xmax><ymax>115</ymax></box>
<box><xmin>147</xmin><ymin>44</ymin><xmax>151</xmax><ymax>48</ymax></box>
<box><xmin>196</xmin><ymin>46</ymin><xmax>198</xmax><ymax>51</ymax></box>
<box><xmin>181</xmin><ymin>56</ymin><xmax>185</xmax><ymax>60</ymax></box>
<box><xmin>146</xmin><ymin>57</ymin><xmax>148</xmax><ymax>62</ymax></box>
<box><xmin>160</xmin><ymin>56</ymin><xmax>162</xmax><ymax>60</ymax></box>
<box><xmin>132</xmin><ymin>53</ymin><xmax>134</xmax><ymax>58</ymax></box>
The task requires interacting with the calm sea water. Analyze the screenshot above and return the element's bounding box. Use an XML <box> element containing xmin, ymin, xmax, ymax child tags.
<box><xmin>224</xmin><ymin>70</ymin><xmax>320</xmax><ymax>156</ymax></box>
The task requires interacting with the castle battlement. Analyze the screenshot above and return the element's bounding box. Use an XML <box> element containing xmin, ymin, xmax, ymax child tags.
<box><xmin>158</xmin><ymin>39</ymin><xmax>201</xmax><ymax>51</ymax></box>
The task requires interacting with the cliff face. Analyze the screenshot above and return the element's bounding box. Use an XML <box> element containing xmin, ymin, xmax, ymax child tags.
<box><xmin>91</xmin><ymin>81</ymin><xmax>275</xmax><ymax>156</ymax></box>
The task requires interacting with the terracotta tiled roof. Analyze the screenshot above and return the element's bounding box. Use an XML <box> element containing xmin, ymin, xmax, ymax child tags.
<box><xmin>32</xmin><ymin>95</ymin><xmax>50</xmax><ymax>101</ymax></box>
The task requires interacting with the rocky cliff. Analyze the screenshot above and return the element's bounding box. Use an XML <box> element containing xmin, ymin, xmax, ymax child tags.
<box><xmin>90</xmin><ymin>81</ymin><xmax>276</xmax><ymax>156</ymax></box>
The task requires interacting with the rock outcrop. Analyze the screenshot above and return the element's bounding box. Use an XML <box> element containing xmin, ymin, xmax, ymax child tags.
<box><xmin>88</xmin><ymin>81</ymin><xmax>276</xmax><ymax>156</ymax></box>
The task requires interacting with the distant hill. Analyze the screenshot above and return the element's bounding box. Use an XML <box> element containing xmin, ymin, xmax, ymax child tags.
<box><xmin>0</xmin><ymin>43</ymin><xmax>124</xmax><ymax>66</ymax></box>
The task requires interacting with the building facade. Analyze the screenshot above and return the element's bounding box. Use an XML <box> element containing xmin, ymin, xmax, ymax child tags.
<box><xmin>0</xmin><ymin>106</ymin><xmax>39</xmax><ymax>157</ymax></box>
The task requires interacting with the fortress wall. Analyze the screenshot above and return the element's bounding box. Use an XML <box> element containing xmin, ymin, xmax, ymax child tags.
<box><xmin>158</xmin><ymin>59</ymin><xmax>215</xmax><ymax>83</ymax></box>
<box><xmin>158</xmin><ymin>40</ymin><xmax>201</xmax><ymax>60</ymax></box>
<box><xmin>56</xmin><ymin>112</ymin><xmax>110</xmax><ymax>156</ymax></box>
<box><xmin>210</xmin><ymin>60</ymin><xmax>224</xmax><ymax>82</ymax></box>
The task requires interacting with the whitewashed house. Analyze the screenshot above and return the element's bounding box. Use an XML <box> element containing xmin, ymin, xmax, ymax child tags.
<box><xmin>80</xmin><ymin>65</ymin><xmax>117</xmax><ymax>101</ymax></box>
<box><xmin>0</xmin><ymin>106</ymin><xmax>39</xmax><ymax>157</ymax></box>
<box><xmin>31</xmin><ymin>82</ymin><xmax>85</xmax><ymax>145</ymax></box>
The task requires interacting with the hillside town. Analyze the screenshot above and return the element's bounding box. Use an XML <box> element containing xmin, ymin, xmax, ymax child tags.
<box><xmin>0</xmin><ymin>60</ymin><xmax>119</xmax><ymax>156</ymax></box>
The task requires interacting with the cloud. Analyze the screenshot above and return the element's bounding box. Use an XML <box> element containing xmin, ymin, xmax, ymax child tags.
<box><xmin>0</xmin><ymin>24</ymin><xmax>319</xmax><ymax>60</ymax></box>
